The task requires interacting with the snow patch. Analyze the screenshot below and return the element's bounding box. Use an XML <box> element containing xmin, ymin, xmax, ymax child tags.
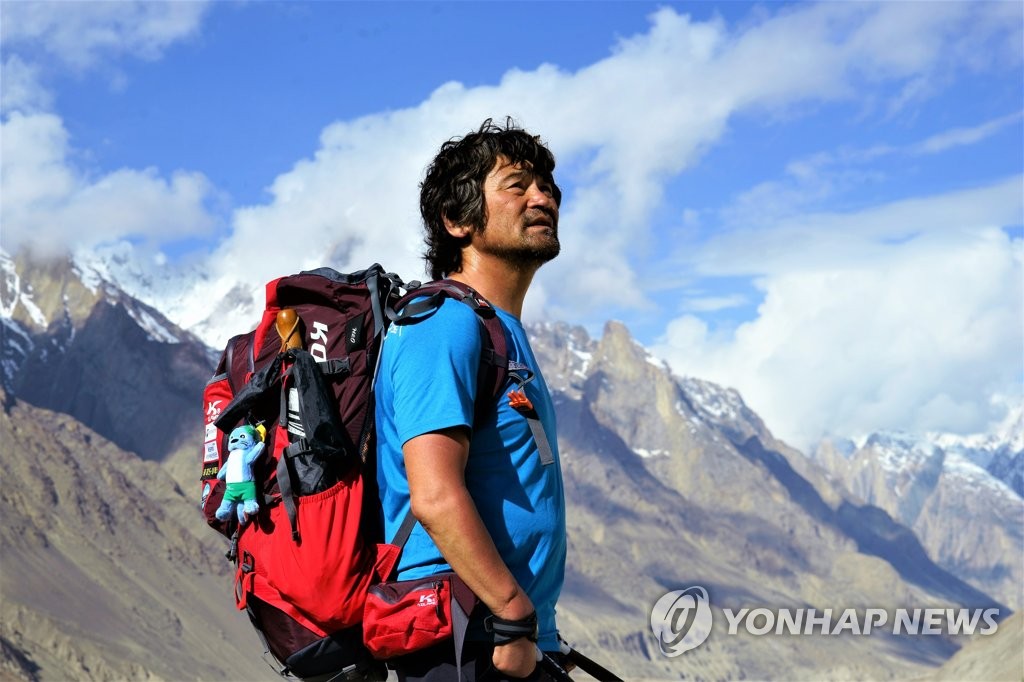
<box><xmin>633</xmin><ymin>447</ymin><xmax>670</xmax><ymax>459</ymax></box>
<box><xmin>126</xmin><ymin>305</ymin><xmax>181</xmax><ymax>344</ymax></box>
<box><xmin>571</xmin><ymin>348</ymin><xmax>592</xmax><ymax>378</ymax></box>
<box><xmin>1</xmin><ymin>252</ymin><xmax>18</xmax><ymax>317</ymax></box>
<box><xmin>73</xmin><ymin>258</ymin><xmax>104</xmax><ymax>294</ymax></box>
<box><xmin>864</xmin><ymin>432</ymin><xmax>940</xmax><ymax>475</ymax></box>
<box><xmin>0</xmin><ymin>252</ymin><xmax>47</xmax><ymax>327</ymax></box>
<box><xmin>943</xmin><ymin>452</ymin><xmax>1017</xmax><ymax>497</ymax></box>
<box><xmin>680</xmin><ymin>377</ymin><xmax>744</xmax><ymax>423</ymax></box>
<box><xmin>1</xmin><ymin>318</ymin><xmax>33</xmax><ymax>384</ymax></box>
<box><xmin>20</xmin><ymin>291</ymin><xmax>47</xmax><ymax>327</ymax></box>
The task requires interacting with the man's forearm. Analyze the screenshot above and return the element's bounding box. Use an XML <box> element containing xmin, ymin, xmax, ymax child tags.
<box><xmin>404</xmin><ymin>429</ymin><xmax>534</xmax><ymax>621</ymax></box>
<box><xmin>413</xmin><ymin>483</ymin><xmax>533</xmax><ymax>620</ymax></box>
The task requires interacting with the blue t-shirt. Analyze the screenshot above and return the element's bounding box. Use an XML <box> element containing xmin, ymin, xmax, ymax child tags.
<box><xmin>374</xmin><ymin>298</ymin><xmax>566</xmax><ymax>650</ymax></box>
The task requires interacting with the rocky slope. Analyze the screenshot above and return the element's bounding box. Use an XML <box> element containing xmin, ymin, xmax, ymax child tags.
<box><xmin>0</xmin><ymin>389</ymin><xmax>268</xmax><ymax>681</ymax></box>
<box><xmin>928</xmin><ymin>610</ymin><xmax>1023</xmax><ymax>682</ymax></box>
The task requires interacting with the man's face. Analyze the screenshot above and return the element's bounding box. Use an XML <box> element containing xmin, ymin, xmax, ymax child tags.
<box><xmin>473</xmin><ymin>157</ymin><xmax>560</xmax><ymax>268</ymax></box>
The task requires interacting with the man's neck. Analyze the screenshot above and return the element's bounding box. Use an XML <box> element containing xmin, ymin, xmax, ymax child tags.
<box><xmin>448</xmin><ymin>256</ymin><xmax>537</xmax><ymax>319</ymax></box>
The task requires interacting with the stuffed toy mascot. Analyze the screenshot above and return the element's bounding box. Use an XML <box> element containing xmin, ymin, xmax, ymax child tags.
<box><xmin>215</xmin><ymin>425</ymin><xmax>265</xmax><ymax>524</ymax></box>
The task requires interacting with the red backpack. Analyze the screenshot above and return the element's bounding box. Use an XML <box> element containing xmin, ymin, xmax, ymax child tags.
<box><xmin>200</xmin><ymin>265</ymin><xmax>508</xmax><ymax>680</ymax></box>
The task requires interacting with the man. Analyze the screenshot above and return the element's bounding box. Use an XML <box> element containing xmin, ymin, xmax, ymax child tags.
<box><xmin>375</xmin><ymin>118</ymin><xmax>566</xmax><ymax>681</ymax></box>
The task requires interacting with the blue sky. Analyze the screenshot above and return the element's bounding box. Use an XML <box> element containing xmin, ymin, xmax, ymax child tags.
<box><xmin>2</xmin><ymin>1</ymin><xmax>1022</xmax><ymax>449</ymax></box>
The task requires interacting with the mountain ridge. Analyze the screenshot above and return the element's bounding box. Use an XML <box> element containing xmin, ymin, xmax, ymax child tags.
<box><xmin>2</xmin><ymin>250</ymin><xmax>213</xmax><ymax>462</ymax></box>
<box><xmin>810</xmin><ymin>428</ymin><xmax>1023</xmax><ymax>610</ymax></box>
<box><xmin>2</xmin><ymin>252</ymin><xmax>1020</xmax><ymax>681</ymax></box>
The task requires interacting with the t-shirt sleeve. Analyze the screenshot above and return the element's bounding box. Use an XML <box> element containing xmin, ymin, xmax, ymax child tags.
<box><xmin>387</xmin><ymin>300</ymin><xmax>481</xmax><ymax>446</ymax></box>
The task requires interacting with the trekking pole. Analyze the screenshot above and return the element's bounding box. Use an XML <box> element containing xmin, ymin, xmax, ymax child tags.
<box><xmin>563</xmin><ymin>647</ymin><xmax>623</xmax><ymax>682</ymax></box>
<box><xmin>539</xmin><ymin>651</ymin><xmax>574</xmax><ymax>682</ymax></box>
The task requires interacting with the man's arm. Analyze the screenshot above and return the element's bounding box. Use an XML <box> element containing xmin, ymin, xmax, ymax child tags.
<box><xmin>404</xmin><ymin>427</ymin><xmax>537</xmax><ymax>678</ymax></box>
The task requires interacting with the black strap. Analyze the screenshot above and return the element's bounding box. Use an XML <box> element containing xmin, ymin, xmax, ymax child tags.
<box><xmin>390</xmin><ymin>280</ymin><xmax>509</xmax><ymax>428</ymax></box>
<box><xmin>225</xmin><ymin>527</ymin><xmax>240</xmax><ymax>562</ymax></box>
<box><xmin>276</xmin><ymin>452</ymin><xmax>299</xmax><ymax>541</ymax></box>
<box><xmin>391</xmin><ymin>281</ymin><xmax>493</xmax><ymax>322</ymax></box>
<box><xmin>390</xmin><ymin>509</ymin><xmax>418</xmax><ymax>555</ymax></box>
<box><xmin>388</xmin><ymin>291</ymin><xmax>446</xmax><ymax>323</ymax></box>
<box><xmin>483</xmin><ymin>612</ymin><xmax>539</xmax><ymax>644</ymax></box>
<box><xmin>452</xmin><ymin>591</ymin><xmax>472</xmax><ymax>682</ymax></box>
<box><xmin>319</xmin><ymin>357</ymin><xmax>351</xmax><ymax>376</ymax></box>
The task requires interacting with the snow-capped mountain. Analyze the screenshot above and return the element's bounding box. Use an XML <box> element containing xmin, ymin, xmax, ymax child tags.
<box><xmin>926</xmin><ymin>407</ymin><xmax>1024</xmax><ymax>498</ymax></box>
<box><xmin>811</xmin><ymin>428</ymin><xmax>1023</xmax><ymax>610</ymax></box>
<box><xmin>813</xmin><ymin>414</ymin><xmax>1024</xmax><ymax>501</ymax></box>
<box><xmin>70</xmin><ymin>242</ymin><xmax>368</xmax><ymax>349</ymax></box>
<box><xmin>1</xmin><ymin>249</ymin><xmax>213</xmax><ymax>461</ymax></box>
<box><xmin>70</xmin><ymin>243</ymin><xmax>246</xmax><ymax>347</ymax></box>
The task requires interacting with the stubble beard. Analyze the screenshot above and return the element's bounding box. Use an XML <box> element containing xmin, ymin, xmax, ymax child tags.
<box><xmin>479</xmin><ymin>229</ymin><xmax>560</xmax><ymax>271</ymax></box>
<box><xmin>477</xmin><ymin>207</ymin><xmax>561</xmax><ymax>271</ymax></box>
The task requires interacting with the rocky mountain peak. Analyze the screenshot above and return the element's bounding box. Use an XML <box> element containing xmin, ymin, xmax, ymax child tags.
<box><xmin>1</xmin><ymin>251</ymin><xmax>213</xmax><ymax>461</ymax></box>
<box><xmin>593</xmin><ymin>319</ymin><xmax>666</xmax><ymax>377</ymax></box>
<box><xmin>1</xmin><ymin>249</ymin><xmax>102</xmax><ymax>332</ymax></box>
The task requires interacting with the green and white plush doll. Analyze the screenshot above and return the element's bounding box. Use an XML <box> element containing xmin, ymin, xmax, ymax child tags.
<box><xmin>215</xmin><ymin>425</ymin><xmax>265</xmax><ymax>524</ymax></box>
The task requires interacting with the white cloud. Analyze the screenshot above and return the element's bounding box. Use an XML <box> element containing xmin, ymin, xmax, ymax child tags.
<box><xmin>916</xmin><ymin>111</ymin><xmax>1024</xmax><ymax>154</ymax></box>
<box><xmin>1</xmin><ymin>56</ymin><xmax>53</xmax><ymax>114</ymax></box>
<box><xmin>0</xmin><ymin>1</ymin><xmax>218</xmax><ymax>256</ymax></box>
<box><xmin>1</xmin><ymin>0</ymin><xmax>1019</xmax><ymax>449</ymax></box>
<box><xmin>0</xmin><ymin>1</ymin><xmax>209</xmax><ymax>70</ymax></box>
<box><xmin>653</xmin><ymin>188</ymin><xmax>1023</xmax><ymax>449</ymax></box>
<box><xmin>679</xmin><ymin>294</ymin><xmax>749</xmax><ymax>313</ymax></box>
<box><xmin>0</xmin><ymin>111</ymin><xmax>218</xmax><ymax>256</ymax></box>
<box><xmin>695</xmin><ymin>177</ymin><xmax>1024</xmax><ymax>277</ymax></box>
<box><xmin>171</xmin><ymin>1</ymin><xmax>1022</xmax><ymax>338</ymax></box>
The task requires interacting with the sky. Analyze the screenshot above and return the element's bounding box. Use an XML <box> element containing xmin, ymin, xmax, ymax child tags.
<box><xmin>2</xmin><ymin>1</ymin><xmax>1022</xmax><ymax>450</ymax></box>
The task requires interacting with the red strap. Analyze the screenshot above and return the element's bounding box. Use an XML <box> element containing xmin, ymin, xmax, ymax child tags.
<box><xmin>234</xmin><ymin>562</ymin><xmax>255</xmax><ymax>611</ymax></box>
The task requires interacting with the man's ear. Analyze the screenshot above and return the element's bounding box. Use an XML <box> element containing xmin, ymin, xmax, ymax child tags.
<box><xmin>443</xmin><ymin>215</ymin><xmax>471</xmax><ymax>239</ymax></box>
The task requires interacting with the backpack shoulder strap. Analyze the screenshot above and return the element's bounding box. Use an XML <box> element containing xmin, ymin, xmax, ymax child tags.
<box><xmin>391</xmin><ymin>280</ymin><xmax>508</xmax><ymax>423</ymax></box>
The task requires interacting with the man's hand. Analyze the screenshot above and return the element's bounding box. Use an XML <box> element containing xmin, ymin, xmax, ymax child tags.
<box><xmin>406</xmin><ymin>429</ymin><xmax>540</xmax><ymax>678</ymax></box>
<box><xmin>492</xmin><ymin>637</ymin><xmax>537</xmax><ymax>679</ymax></box>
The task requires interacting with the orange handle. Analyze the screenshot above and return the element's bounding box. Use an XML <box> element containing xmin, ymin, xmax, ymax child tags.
<box><xmin>276</xmin><ymin>309</ymin><xmax>302</xmax><ymax>352</ymax></box>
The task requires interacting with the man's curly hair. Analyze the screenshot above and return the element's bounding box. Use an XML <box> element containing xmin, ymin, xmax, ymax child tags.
<box><xmin>420</xmin><ymin>117</ymin><xmax>561</xmax><ymax>280</ymax></box>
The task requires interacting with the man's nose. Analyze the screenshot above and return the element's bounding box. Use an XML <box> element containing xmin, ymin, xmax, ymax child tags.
<box><xmin>526</xmin><ymin>183</ymin><xmax>557</xmax><ymax>211</ymax></box>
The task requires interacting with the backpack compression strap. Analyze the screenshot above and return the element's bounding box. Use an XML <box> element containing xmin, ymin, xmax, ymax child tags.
<box><xmin>390</xmin><ymin>280</ymin><xmax>555</xmax><ymax>464</ymax></box>
<box><xmin>390</xmin><ymin>280</ymin><xmax>509</xmax><ymax>422</ymax></box>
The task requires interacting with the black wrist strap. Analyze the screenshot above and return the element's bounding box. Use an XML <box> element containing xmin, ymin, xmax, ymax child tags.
<box><xmin>483</xmin><ymin>611</ymin><xmax>539</xmax><ymax>645</ymax></box>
